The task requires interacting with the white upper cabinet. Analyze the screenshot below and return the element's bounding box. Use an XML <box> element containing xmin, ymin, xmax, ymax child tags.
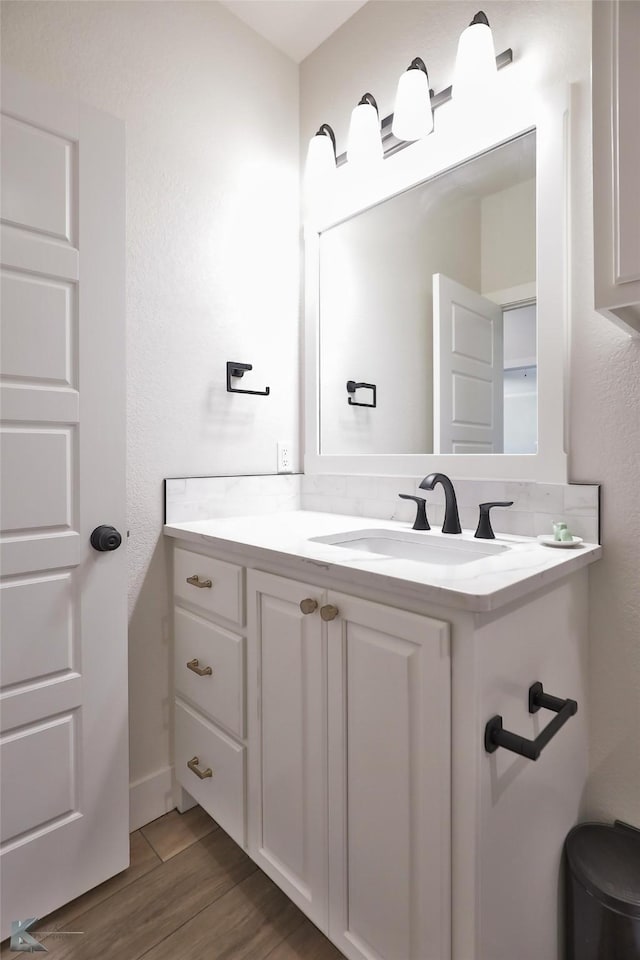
<box><xmin>593</xmin><ymin>0</ymin><xmax>640</xmax><ymax>335</ymax></box>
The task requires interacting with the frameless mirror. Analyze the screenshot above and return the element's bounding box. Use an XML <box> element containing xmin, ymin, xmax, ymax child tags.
<box><xmin>319</xmin><ymin>131</ymin><xmax>536</xmax><ymax>455</ymax></box>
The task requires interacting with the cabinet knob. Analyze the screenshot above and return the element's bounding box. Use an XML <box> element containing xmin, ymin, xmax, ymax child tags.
<box><xmin>299</xmin><ymin>598</ymin><xmax>318</xmax><ymax>615</ymax></box>
<box><xmin>186</xmin><ymin>658</ymin><xmax>213</xmax><ymax>677</ymax></box>
<box><xmin>320</xmin><ymin>604</ymin><xmax>339</xmax><ymax>622</ymax></box>
<box><xmin>187</xmin><ymin>756</ymin><xmax>213</xmax><ymax>780</ymax></box>
<box><xmin>186</xmin><ymin>574</ymin><xmax>213</xmax><ymax>589</ymax></box>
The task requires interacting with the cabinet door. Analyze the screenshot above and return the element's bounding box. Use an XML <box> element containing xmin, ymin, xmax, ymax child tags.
<box><xmin>326</xmin><ymin>593</ymin><xmax>451</xmax><ymax>960</ymax></box>
<box><xmin>247</xmin><ymin>570</ymin><xmax>328</xmax><ymax>930</ymax></box>
<box><xmin>593</xmin><ymin>0</ymin><xmax>640</xmax><ymax>334</ymax></box>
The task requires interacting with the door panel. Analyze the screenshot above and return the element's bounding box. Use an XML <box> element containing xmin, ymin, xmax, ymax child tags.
<box><xmin>0</xmin><ymin>676</ymin><xmax>82</xmax><ymax>733</ymax></box>
<box><xmin>0</xmin><ymin>272</ymin><xmax>72</xmax><ymax>383</ymax></box>
<box><xmin>434</xmin><ymin>272</ymin><xmax>504</xmax><ymax>454</ymax></box>
<box><xmin>453</xmin><ymin>372</ymin><xmax>493</xmax><ymax>425</ymax></box>
<box><xmin>0</xmin><ymin>67</ymin><xmax>127</xmax><ymax>938</ymax></box>
<box><xmin>0</xmin><ymin>115</ymin><xmax>73</xmax><ymax>240</ymax></box>
<box><xmin>0</xmin><ymin>715</ymin><xmax>77</xmax><ymax>844</ymax></box>
<box><xmin>0</xmin><ymin>429</ymin><xmax>72</xmax><ymax>531</ymax></box>
<box><xmin>1</xmin><ymin>225</ymin><xmax>79</xmax><ymax>279</ymax></box>
<box><xmin>452</xmin><ymin>305</ymin><xmax>494</xmax><ymax>362</ymax></box>
<box><xmin>247</xmin><ymin>570</ymin><xmax>328</xmax><ymax>930</ymax></box>
<box><xmin>0</xmin><ymin>386</ymin><xmax>79</xmax><ymax>424</ymax></box>
<box><xmin>0</xmin><ymin>573</ymin><xmax>75</xmax><ymax>686</ymax></box>
<box><xmin>327</xmin><ymin>593</ymin><xmax>451</xmax><ymax>960</ymax></box>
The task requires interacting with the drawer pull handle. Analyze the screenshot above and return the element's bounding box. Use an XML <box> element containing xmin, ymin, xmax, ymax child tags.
<box><xmin>187</xmin><ymin>658</ymin><xmax>213</xmax><ymax>677</ymax></box>
<box><xmin>186</xmin><ymin>574</ymin><xmax>213</xmax><ymax>589</ymax></box>
<box><xmin>320</xmin><ymin>604</ymin><xmax>339</xmax><ymax>622</ymax></box>
<box><xmin>187</xmin><ymin>756</ymin><xmax>213</xmax><ymax>779</ymax></box>
<box><xmin>300</xmin><ymin>598</ymin><xmax>318</xmax><ymax>615</ymax></box>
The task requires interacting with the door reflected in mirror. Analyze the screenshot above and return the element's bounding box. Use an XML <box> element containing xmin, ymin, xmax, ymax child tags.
<box><xmin>319</xmin><ymin>130</ymin><xmax>536</xmax><ymax>455</ymax></box>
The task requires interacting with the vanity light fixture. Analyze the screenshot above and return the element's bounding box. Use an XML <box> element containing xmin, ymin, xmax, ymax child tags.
<box><xmin>453</xmin><ymin>10</ymin><xmax>498</xmax><ymax>106</ymax></box>
<box><xmin>347</xmin><ymin>93</ymin><xmax>383</xmax><ymax>168</ymax></box>
<box><xmin>304</xmin><ymin>123</ymin><xmax>337</xmax><ymax>191</ymax></box>
<box><xmin>391</xmin><ymin>57</ymin><xmax>434</xmax><ymax>142</ymax></box>
<box><xmin>303</xmin><ymin>13</ymin><xmax>512</xmax><ymax>178</ymax></box>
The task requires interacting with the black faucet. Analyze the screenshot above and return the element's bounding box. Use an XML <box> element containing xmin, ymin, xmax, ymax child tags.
<box><xmin>419</xmin><ymin>473</ymin><xmax>462</xmax><ymax>534</ymax></box>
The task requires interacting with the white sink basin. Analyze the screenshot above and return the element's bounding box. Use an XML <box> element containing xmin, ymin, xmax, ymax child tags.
<box><xmin>310</xmin><ymin>528</ymin><xmax>510</xmax><ymax>566</ymax></box>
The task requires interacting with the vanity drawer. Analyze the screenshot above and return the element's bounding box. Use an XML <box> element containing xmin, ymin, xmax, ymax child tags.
<box><xmin>174</xmin><ymin>607</ymin><xmax>244</xmax><ymax>737</ymax></box>
<box><xmin>174</xmin><ymin>547</ymin><xmax>244</xmax><ymax>625</ymax></box>
<box><xmin>175</xmin><ymin>700</ymin><xmax>245</xmax><ymax>848</ymax></box>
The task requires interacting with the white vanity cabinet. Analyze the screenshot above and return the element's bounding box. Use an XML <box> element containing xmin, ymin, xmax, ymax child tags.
<box><xmin>593</xmin><ymin>0</ymin><xmax>640</xmax><ymax>334</ymax></box>
<box><xmin>246</xmin><ymin>571</ymin><xmax>451</xmax><ymax>960</ymax></box>
<box><xmin>167</xmin><ymin>525</ymin><xmax>593</xmax><ymax>960</ymax></box>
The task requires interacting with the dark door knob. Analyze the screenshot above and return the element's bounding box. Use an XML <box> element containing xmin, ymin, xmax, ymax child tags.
<box><xmin>90</xmin><ymin>525</ymin><xmax>122</xmax><ymax>552</ymax></box>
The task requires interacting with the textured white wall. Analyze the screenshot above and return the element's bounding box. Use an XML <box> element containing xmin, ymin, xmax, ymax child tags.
<box><xmin>1</xmin><ymin>1</ymin><xmax>300</xmax><ymax>791</ymax></box>
<box><xmin>301</xmin><ymin>1</ymin><xmax>640</xmax><ymax>823</ymax></box>
<box><xmin>481</xmin><ymin>178</ymin><xmax>536</xmax><ymax>295</ymax></box>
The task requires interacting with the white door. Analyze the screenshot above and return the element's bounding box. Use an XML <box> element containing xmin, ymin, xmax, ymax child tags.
<box><xmin>326</xmin><ymin>593</ymin><xmax>451</xmax><ymax>960</ymax></box>
<box><xmin>0</xmin><ymin>67</ymin><xmax>127</xmax><ymax>937</ymax></box>
<box><xmin>433</xmin><ymin>273</ymin><xmax>504</xmax><ymax>453</ymax></box>
<box><xmin>247</xmin><ymin>571</ymin><xmax>328</xmax><ymax>930</ymax></box>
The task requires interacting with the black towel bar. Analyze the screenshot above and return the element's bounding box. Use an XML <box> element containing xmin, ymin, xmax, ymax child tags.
<box><xmin>484</xmin><ymin>682</ymin><xmax>578</xmax><ymax>761</ymax></box>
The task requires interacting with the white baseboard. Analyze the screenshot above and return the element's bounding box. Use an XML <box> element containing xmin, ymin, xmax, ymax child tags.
<box><xmin>129</xmin><ymin>765</ymin><xmax>175</xmax><ymax>831</ymax></box>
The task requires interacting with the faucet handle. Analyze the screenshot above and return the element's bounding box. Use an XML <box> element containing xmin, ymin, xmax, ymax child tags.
<box><xmin>399</xmin><ymin>494</ymin><xmax>430</xmax><ymax>531</ymax></box>
<box><xmin>474</xmin><ymin>501</ymin><xmax>514</xmax><ymax>540</ymax></box>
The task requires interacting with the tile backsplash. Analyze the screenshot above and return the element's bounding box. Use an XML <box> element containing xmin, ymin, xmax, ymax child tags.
<box><xmin>300</xmin><ymin>475</ymin><xmax>600</xmax><ymax>543</ymax></box>
<box><xmin>164</xmin><ymin>474</ymin><xmax>302</xmax><ymax>523</ymax></box>
<box><xmin>165</xmin><ymin>473</ymin><xmax>600</xmax><ymax>543</ymax></box>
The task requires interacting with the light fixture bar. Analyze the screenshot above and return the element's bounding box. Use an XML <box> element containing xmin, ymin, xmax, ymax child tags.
<box><xmin>335</xmin><ymin>47</ymin><xmax>512</xmax><ymax>167</ymax></box>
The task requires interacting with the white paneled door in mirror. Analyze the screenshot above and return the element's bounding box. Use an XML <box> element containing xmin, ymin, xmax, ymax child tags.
<box><xmin>0</xmin><ymin>68</ymin><xmax>127</xmax><ymax>938</ymax></box>
<box><xmin>433</xmin><ymin>273</ymin><xmax>504</xmax><ymax>454</ymax></box>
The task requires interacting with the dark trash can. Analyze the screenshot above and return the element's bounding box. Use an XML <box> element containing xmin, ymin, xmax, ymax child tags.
<box><xmin>565</xmin><ymin>820</ymin><xmax>640</xmax><ymax>959</ymax></box>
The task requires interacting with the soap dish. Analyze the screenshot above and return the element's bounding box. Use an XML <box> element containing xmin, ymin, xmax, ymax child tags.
<box><xmin>537</xmin><ymin>535</ymin><xmax>584</xmax><ymax>549</ymax></box>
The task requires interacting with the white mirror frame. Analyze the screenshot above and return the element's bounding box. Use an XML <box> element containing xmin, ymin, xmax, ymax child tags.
<box><xmin>304</xmin><ymin>82</ymin><xmax>570</xmax><ymax>482</ymax></box>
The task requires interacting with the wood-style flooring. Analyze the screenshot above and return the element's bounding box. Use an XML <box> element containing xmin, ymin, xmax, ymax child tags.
<box><xmin>2</xmin><ymin>807</ymin><xmax>345</xmax><ymax>960</ymax></box>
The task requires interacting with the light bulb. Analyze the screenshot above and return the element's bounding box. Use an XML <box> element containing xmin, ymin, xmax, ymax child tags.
<box><xmin>347</xmin><ymin>94</ymin><xmax>383</xmax><ymax>168</ymax></box>
<box><xmin>453</xmin><ymin>11</ymin><xmax>498</xmax><ymax>107</ymax></box>
<box><xmin>392</xmin><ymin>58</ymin><xmax>434</xmax><ymax>142</ymax></box>
<box><xmin>304</xmin><ymin>124</ymin><xmax>336</xmax><ymax>203</ymax></box>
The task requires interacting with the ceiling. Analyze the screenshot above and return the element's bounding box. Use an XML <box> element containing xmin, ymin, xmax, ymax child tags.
<box><xmin>218</xmin><ymin>0</ymin><xmax>368</xmax><ymax>63</ymax></box>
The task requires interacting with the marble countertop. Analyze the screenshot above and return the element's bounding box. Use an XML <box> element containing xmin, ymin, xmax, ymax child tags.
<box><xmin>164</xmin><ymin>511</ymin><xmax>601</xmax><ymax>613</ymax></box>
